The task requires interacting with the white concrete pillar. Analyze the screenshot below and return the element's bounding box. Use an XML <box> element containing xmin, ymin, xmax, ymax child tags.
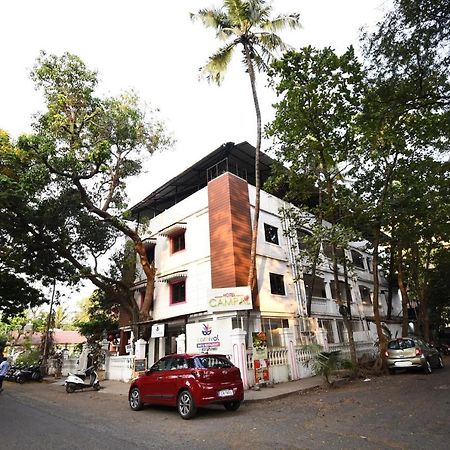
<box><xmin>281</xmin><ymin>328</ymin><xmax>300</xmax><ymax>381</ymax></box>
<box><xmin>158</xmin><ymin>337</ymin><xmax>166</xmax><ymax>359</ymax></box>
<box><xmin>230</xmin><ymin>328</ymin><xmax>249</xmax><ymax>389</ymax></box>
<box><xmin>147</xmin><ymin>338</ymin><xmax>156</xmax><ymax>366</ymax></box>
<box><xmin>176</xmin><ymin>333</ymin><xmax>186</xmax><ymax>354</ymax></box>
<box><xmin>77</xmin><ymin>344</ymin><xmax>89</xmax><ymax>370</ymax></box>
<box><xmin>135</xmin><ymin>338</ymin><xmax>147</xmax><ymax>360</ymax></box>
<box><xmin>317</xmin><ymin>328</ymin><xmax>329</xmax><ymax>351</ymax></box>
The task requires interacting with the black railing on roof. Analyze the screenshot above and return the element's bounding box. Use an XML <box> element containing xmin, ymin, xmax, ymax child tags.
<box><xmin>206</xmin><ymin>157</ymin><xmax>248</xmax><ymax>182</ymax></box>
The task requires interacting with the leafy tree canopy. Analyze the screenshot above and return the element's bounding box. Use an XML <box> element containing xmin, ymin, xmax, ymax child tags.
<box><xmin>1</xmin><ymin>52</ymin><xmax>172</xmax><ymax>323</ymax></box>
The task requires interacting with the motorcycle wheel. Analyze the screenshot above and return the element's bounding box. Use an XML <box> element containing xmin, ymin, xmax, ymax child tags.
<box><xmin>32</xmin><ymin>372</ymin><xmax>43</xmax><ymax>382</ymax></box>
<box><xmin>93</xmin><ymin>383</ymin><xmax>101</xmax><ymax>391</ymax></box>
<box><xmin>66</xmin><ymin>383</ymin><xmax>76</xmax><ymax>394</ymax></box>
<box><xmin>17</xmin><ymin>376</ymin><xmax>25</xmax><ymax>384</ymax></box>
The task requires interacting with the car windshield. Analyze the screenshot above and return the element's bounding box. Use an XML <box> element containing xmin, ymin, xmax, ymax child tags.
<box><xmin>388</xmin><ymin>339</ymin><xmax>416</xmax><ymax>350</ymax></box>
<box><xmin>194</xmin><ymin>355</ymin><xmax>233</xmax><ymax>369</ymax></box>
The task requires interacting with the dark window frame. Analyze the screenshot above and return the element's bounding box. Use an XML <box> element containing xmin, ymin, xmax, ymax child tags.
<box><xmin>264</xmin><ymin>223</ymin><xmax>279</xmax><ymax>245</ymax></box>
<box><xmin>170</xmin><ymin>231</ymin><xmax>186</xmax><ymax>254</ymax></box>
<box><xmin>359</xmin><ymin>285</ymin><xmax>372</xmax><ymax>304</ymax></box>
<box><xmin>351</xmin><ymin>250</ymin><xmax>365</xmax><ymax>269</ymax></box>
<box><xmin>269</xmin><ymin>272</ymin><xmax>286</xmax><ymax>296</ymax></box>
<box><xmin>170</xmin><ymin>279</ymin><xmax>186</xmax><ymax>305</ymax></box>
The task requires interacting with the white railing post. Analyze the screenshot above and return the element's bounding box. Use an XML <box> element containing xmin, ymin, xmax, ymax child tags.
<box><xmin>281</xmin><ymin>329</ymin><xmax>300</xmax><ymax>381</ymax></box>
<box><xmin>230</xmin><ymin>328</ymin><xmax>249</xmax><ymax>389</ymax></box>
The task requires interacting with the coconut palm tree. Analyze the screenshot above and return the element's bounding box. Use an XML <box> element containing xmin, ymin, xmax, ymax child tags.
<box><xmin>191</xmin><ymin>0</ymin><xmax>300</xmax><ymax>293</ymax></box>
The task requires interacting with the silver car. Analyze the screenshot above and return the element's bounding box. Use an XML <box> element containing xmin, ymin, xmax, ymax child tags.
<box><xmin>385</xmin><ymin>337</ymin><xmax>444</xmax><ymax>374</ymax></box>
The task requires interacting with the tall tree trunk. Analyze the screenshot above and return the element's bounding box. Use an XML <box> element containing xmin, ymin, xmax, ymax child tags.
<box><xmin>243</xmin><ymin>43</ymin><xmax>261</xmax><ymax>300</ymax></box>
<box><xmin>342</xmin><ymin>253</ymin><xmax>353</xmax><ymax>320</ymax></box>
<box><xmin>306</xmin><ymin>189</ymin><xmax>323</xmax><ymax>317</ymax></box>
<box><xmin>387</xmin><ymin>242</ymin><xmax>395</xmax><ymax>320</ymax></box>
<box><xmin>305</xmin><ymin>246</ymin><xmax>321</xmax><ymax>317</ymax></box>
<box><xmin>397</xmin><ymin>246</ymin><xmax>410</xmax><ymax>337</ymax></box>
<box><xmin>372</xmin><ymin>226</ymin><xmax>388</xmax><ymax>363</ymax></box>
<box><xmin>322</xmin><ymin>169</ymin><xmax>357</xmax><ymax>366</ymax></box>
<box><xmin>331</xmin><ymin>243</ymin><xmax>357</xmax><ymax>367</ymax></box>
<box><xmin>243</xmin><ymin>43</ymin><xmax>261</xmax><ymax>349</ymax></box>
<box><xmin>420</xmin><ymin>246</ymin><xmax>432</xmax><ymax>342</ymax></box>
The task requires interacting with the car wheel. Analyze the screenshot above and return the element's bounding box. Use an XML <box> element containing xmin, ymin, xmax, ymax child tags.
<box><xmin>177</xmin><ymin>390</ymin><xmax>197</xmax><ymax>420</ymax></box>
<box><xmin>224</xmin><ymin>400</ymin><xmax>241</xmax><ymax>411</ymax></box>
<box><xmin>66</xmin><ymin>383</ymin><xmax>75</xmax><ymax>394</ymax></box>
<box><xmin>129</xmin><ymin>387</ymin><xmax>143</xmax><ymax>411</ymax></box>
<box><xmin>423</xmin><ymin>360</ymin><xmax>432</xmax><ymax>374</ymax></box>
<box><xmin>437</xmin><ymin>355</ymin><xmax>444</xmax><ymax>369</ymax></box>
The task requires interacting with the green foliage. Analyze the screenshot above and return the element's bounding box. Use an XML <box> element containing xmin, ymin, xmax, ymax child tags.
<box><xmin>15</xmin><ymin>348</ymin><xmax>42</xmax><ymax>365</ymax></box>
<box><xmin>427</xmin><ymin>248</ymin><xmax>450</xmax><ymax>335</ymax></box>
<box><xmin>310</xmin><ymin>351</ymin><xmax>355</xmax><ymax>385</ymax></box>
<box><xmin>74</xmin><ymin>290</ymin><xmax>118</xmax><ymax>344</ymax></box>
<box><xmin>1</xmin><ymin>52</ymin><xmax>172</xmax><ymax>322</ymax></box>
<box><xmin>191</xmin><ymin>0</ymin><xmax>300</xmax><ymax>85</ymax></box>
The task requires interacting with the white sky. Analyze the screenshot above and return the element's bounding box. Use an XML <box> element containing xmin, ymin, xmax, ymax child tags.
<box><xmin>1</xmin><ymin>0</ymin><xmax>389</xmax><ymax>202</ymax></box>
<box><xmin>0</xmin><ymin>0</ymin><xmax>389</xmax><ymax>306</ymax></box>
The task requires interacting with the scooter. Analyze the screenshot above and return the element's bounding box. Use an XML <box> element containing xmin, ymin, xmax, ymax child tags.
<box><xmin>65</xmin><ymin>366</ymin><xmax>101</xmax><ymax>393</ymax></box>
<box><xmin>15</xmin><ymin>364</ymin><xmax>43</xmax><ymax>383</ymax></box>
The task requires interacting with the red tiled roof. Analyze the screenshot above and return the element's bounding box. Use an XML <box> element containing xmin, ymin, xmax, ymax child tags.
<box><xmin>11</xmin><ymin>330</ymin><xmax>86</xmax><ymax>346</ymax></box>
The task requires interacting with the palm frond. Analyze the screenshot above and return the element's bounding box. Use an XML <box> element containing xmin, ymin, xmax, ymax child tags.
<box><xmin>190</xmin><ymin>8</ymin><xmax>230</xmax><ymax>30</ymax></box>
<box><xmin>224</xmin><ymin>0</ymin><xmax>247</xmax><ymax>25</ymax></box>
<box><xmin>191</xmin><ymin>8</ymin><xmax>235</xmax><ymax>41</ymax></box>
<box><xmin>262</xmin><ymin>14</ymin><xmax>301</xmax><ymax>33</ymax></box>
<box><xmin>244</xmin><ymin>45</ymin><xmax>271</xmax><ymax>72</ymax></box>
<box><xmin>200</xmin><ymin>43</ymin><xmax>236</xmax><ymax>85</ymax></box>
<box><xmin>256</xmin><ymin>32</ymin><xmax>287</xmax><ymax>53</ymax></box>
<box><xmin>246</xmin><ymin>0</ymin><xmax>271</xmax><ymax>24</ymax></box>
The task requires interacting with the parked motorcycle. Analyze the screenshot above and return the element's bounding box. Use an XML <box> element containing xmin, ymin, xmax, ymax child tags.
<box><xmin>437</xmin><ymin>342</ymin><xmax>450</xmax><ymax>356</ymax></box>
<box><xmin>65</xmin><ymin>366</ymin><xmax>101</xmax><ymax>393</ymax></box>
<box><xmin>15</xmin><ymin>364</ymin><xmax>43</xmax><ymax>383</ymax></box>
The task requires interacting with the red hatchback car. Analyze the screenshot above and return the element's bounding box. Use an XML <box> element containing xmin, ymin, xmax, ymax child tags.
<box><xmin>128</xmin><ymin>353</ymin><xmax>244</xmax><ymax>419</ymax></box>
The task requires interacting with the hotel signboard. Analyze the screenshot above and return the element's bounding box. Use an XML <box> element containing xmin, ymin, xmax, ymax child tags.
<box><xmin>207</xmin><ymin>286</ymin><xmax>252</xmax><ymax>313</ymax></box>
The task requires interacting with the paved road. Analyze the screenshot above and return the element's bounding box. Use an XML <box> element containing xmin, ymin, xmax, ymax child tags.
<box><xmin>0</xmin><ymin>359</ymin><xmax>449</xmax><ymax>449</ymax></box>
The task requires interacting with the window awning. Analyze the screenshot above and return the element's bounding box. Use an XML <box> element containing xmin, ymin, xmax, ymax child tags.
<box><xmin>158</xmin><ymin>222</ymin><xmax>187</xmax><ymax>237</ymax></box>
<box><xmin>157</xmin><ymin>270</ymin><xmax>188</xmax><ymax>283</ymax></box>
<box><xmin>143</xmin><ymin>238</ymin><xmax>157</xmax><ymax>247</ymax></box>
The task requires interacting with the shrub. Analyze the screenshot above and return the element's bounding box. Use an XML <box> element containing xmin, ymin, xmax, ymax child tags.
<box><xmin>311</xmin><ymin>350</ymin><xmax>355</xmax><ymax>385</ymax></box>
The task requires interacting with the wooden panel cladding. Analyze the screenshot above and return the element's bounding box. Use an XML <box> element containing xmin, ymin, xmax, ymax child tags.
<box><xmin>208</xmin><ymin>173</ymin><xmax>252</xmax><ymax>288</ymax></box>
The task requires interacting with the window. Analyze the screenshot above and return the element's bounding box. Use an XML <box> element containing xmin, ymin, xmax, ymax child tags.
<box><xmin>171</xmin><ymin>231</ymin><xmax>185</xmax><ymax>253</ymax></box>
<box><xmin>323</xmin><ymin>242</ymin><xmax>344</xmax><ymax>261</ymax></box>
<box><xmin>170</xmin><ymin>280</ymin><xmax>186</xmax><ymax>304</ymax></box>
<box><xmin>303</xmin><ymin>274</ymin><xmax>327</xmax><ymax>299</ymax></box>
<box><xmin>330</xmin><ymin>281</ymin><xmax>352</xmax><ymax>302</ymax></box>
<box><xmin>366</xmin><ymin>257</ymin><xmax>373</xmax><ymax>273</ymax></box>
<box><xmin>351</xmin><ymin>250</ymin><xmax>365</xmax><ymax>269</ymax></box>
<box><xmin>151</xmin><ymin>357</ymin><xmax>171</xmax><ymax>372</ymax></box>
<box><xmin>319</xmin><ymin>319</ymin><xmax>335</xmax><ymax>344</ymax></box>
<box><xmin>261</xmin><ymin>317</ymin><xmax>289</xmax><ymax>347</ymax></box>
<box><xmin>269</xmin><ymin>273</ymin><xmax>285</xmax><ymax>295</ymax></box>
<box><xmin>195</xmin><ymin>355</ymin><xmax>233</xmax><ymax>369</ymax></box>
<box><xmin>359</xmin><ymin>285</ymin><xmax>372</xmax><ymax>304</ymax></box>
<box><xmin>169</xmin><ymin>357</ymin><xmax>191</xmax><ymax>370</ymax></box>
<box><xmin>297</xmin><ymin>229</ymin><xmax>314</xmax><ymax>253</ymax></box>
<box><xmin>264</xmin><ymin>223</ymin><xmax>279</xmax><ymax>245</ymax></box>
<box><xmin>336</xmin><ymin>320</ymin><xmax>347</xmax><ymax>343</ymax></box>
<box><xmin>145</xmin><ymin>243</ymin><xmax>155</xmax><ymax>263</ymax></box>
